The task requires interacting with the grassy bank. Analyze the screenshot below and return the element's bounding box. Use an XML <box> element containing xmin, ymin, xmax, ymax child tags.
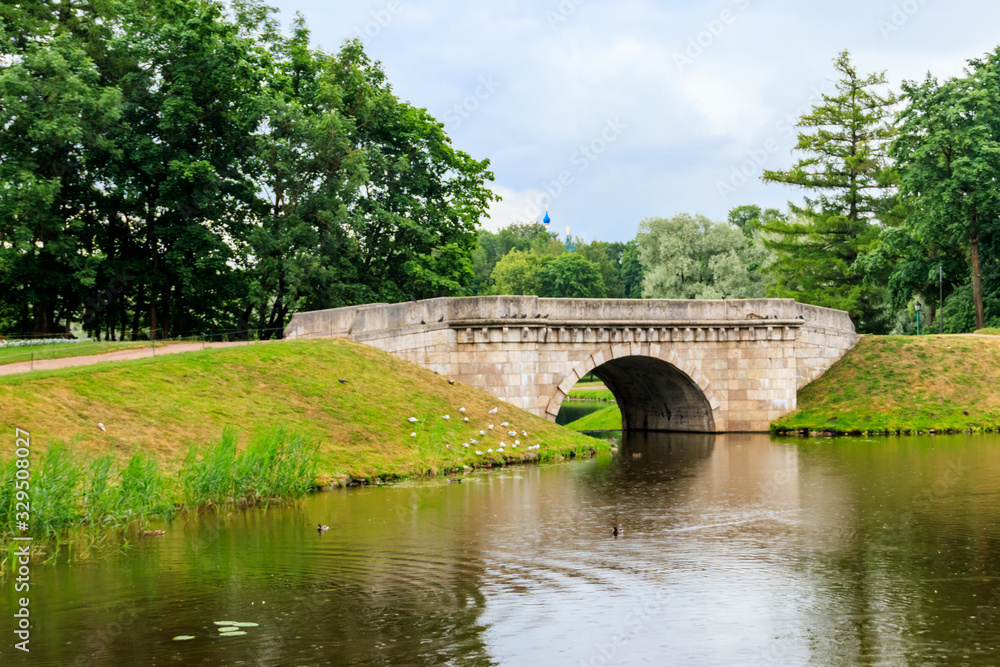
<box><xmin>565</xmin><ymin>404</ymin><xmax>622</xmax><ymax>431</ymax></box>
<box><xmin>774</xmin><ymin>335</ymin><xmax>1000</xmax><ymax>434</ymax></box>
<box><xmin>0</xmin><ymin>338</ymin><xmax>608</xmax><ymax>559</ymax></box>
<box><xmin>0</xmin><ymin>337</ymin><xmax>606</xmax><ymax>483</ymax></box>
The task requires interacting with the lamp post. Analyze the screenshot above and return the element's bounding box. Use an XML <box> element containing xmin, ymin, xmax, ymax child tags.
<box><xmin>915</xmin><ymin>300</ymin><xmax>922</xmax><ymax>335</ymax></box>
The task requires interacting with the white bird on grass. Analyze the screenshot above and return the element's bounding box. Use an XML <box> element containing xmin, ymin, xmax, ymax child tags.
<box><xmin>522</xmin><ymin>430</ymin><xmax>527</xmax><ymax>436</ymax></box>
<box><xmin>479</xmin><ymin>430</ymin><xmax>486</xmax><ymax>436</ymax></box>
<box><xmin>464</xmin><ymin>418</ymin><xmax>469</xmax><ymax>422</ymax></box>
<box><xmin>459</xmin><ymin>407</ymin><xmax>466</xmax><ymax>413</ymax></box>
<box><xmin>500</xmin><ymin>422</ymin><xmax>509</xmax><ymax>427</ymax></box>
<box><xmin>410</xmin><ymin>432</ymin><xmax>417</xmax><ymax>437</ymax></box>
<box><xmin>442</xmin><ymin>415</ymin><xmax>450</xmax><ymax>420</ymax></box>
<box><xmin>470</xmin><ymin>439</ymin><xmax>478</xmax><ymax>444</ymax></box>
<box><xmin>488</xmin><ymin>424</ymin><xmax>494</xmax><ymax>430</ymax></box>
<box><xmin>408</xmin><ymin>417</ymin><xmax>418</xmax><ymax>423</ymax></box>
<box><xmin>514</xmin><ymin>440</ymin><xmax>520</xmax><ymax>445</ymax></box>
<box><xmin>97</xmin><ymin>423</ymin><xmax>106</xmax><ymax>432</ymax></box>
<box><xmin>508</xmin><ymin>430</ymin><xmax>516</xmax><ymax>436</ymax></box>
<box><xmin>487</xmin><ymin>448</ymin><xmax>493</xmax><ymax>453</ymax></box>
<box><xmin>476</xmin><ymin>450</ymin><xmax>484</xmax><ymax>456</ymax></box>
<box><xmin>462</xmin><ymin>443</ymin><xmax>469</xmax><ymax>448</ymax></box>
<box><xmin>488</xmin><ymin>407</ymin><xmax>498</xmax><ymax>414</ymax></box>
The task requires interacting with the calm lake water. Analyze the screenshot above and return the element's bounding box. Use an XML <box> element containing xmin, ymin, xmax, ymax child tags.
<box><xmin>6</xmin><ymin>432</ymin><xmax>1000</xmax><ymax>666</ymax></box>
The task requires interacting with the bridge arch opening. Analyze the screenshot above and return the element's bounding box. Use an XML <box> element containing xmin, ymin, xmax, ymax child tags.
<box><xmin>550</xmin><ymin>352</ymin><xmax>719</xmax><ymax>433</ymax></box>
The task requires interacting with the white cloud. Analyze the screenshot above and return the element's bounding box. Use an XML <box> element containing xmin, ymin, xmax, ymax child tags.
<box><xmin>272</xmin><ymin>0</ymin><xmax>1000</xmax><ymax>242</ymax></box>
<box><xmin>483</xmin><ymin>185</ymin><xmax>548</xmax><ymax>231</ymax></box>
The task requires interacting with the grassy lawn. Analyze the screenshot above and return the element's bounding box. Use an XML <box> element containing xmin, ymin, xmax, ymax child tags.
<box><xmin>0</xmin><ymin>338</ymin><xmax>608</xmax><ymax>482</ymax></box>
<box><xmin>774</xmin><ymin>335</ymin><xmax>1000</xmax><ymax>434</ymax></box>
<box><xmin>565</xmin><ymin>404</ymin><xmax>622</xmax><ymax>431</ymax></box>
<box><xmin>566</xmin><ymin>388</ymin><xmax>615</xmax><ymax>401</ymax></box>
<box><xmin>0</xmin><ymin>339</ymin><xmax>192</xmax><ymax>365</ymax></box>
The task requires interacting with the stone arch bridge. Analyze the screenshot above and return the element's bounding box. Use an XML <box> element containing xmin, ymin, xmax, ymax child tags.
<box><xmin>283</xmin><ymin>297</ymin><xmax>857</xmax><ymax>432</ymax></box>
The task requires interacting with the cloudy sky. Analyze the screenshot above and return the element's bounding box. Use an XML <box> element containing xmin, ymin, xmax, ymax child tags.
<box><xmin>267</xmin><ymin>0</ymin><xmax>1000</xmax><ymax>243</ymax></box>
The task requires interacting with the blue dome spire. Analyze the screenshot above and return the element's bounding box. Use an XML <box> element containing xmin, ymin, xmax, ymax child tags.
<box><xmin>542</xmin><ymin>206</ymin><xmax>550</xmax><ymax>225</ymax></box>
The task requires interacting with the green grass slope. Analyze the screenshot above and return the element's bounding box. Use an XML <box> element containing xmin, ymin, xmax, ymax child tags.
<box><xmin>774</xmin><ymin>335</ymin><xmax>1000</xmax><ymax>434</ymax></box>
<box><xmin>0</xmin><ymin>339</ymin><xmax>607</xmax><ymax>481</ymax></box>
<box><xmin>565</xmin><ymin>404</ymin><xmax>622</xmax><ymax>431</ymax></box>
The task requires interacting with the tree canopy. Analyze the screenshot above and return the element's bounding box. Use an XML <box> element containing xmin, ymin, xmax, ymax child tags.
<box><xmin>0</xmin><ymin>0</ymin><xmax>497</xmax><ymax>338</ymax></box>
<box><xmin>636</xmin><ymin>213</ymin><xmax>767</xmax><ymax>300</ymax></box>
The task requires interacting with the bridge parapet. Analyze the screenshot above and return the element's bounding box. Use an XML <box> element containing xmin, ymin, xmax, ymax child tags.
<box><xmin>284</xmin><ymin>297</ymin><xmax>857</xmax><ymax>432</ymax></box>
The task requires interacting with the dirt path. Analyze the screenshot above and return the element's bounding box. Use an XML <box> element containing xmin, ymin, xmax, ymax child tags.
<box><xmin>0</xmin><ymin>340</ymin><xmax>274</xmax><ymax>377</ymax></box>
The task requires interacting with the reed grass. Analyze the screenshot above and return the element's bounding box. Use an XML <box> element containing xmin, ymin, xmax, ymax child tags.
<box><xmin>180</xmin><ymin>427</ymin><xmax>318</xmax><ymax>507</ymax></box>
<box><xmin>0</xmin><ymin>426</ymin><xmax>319</xmax><ymax>568</ymax></box>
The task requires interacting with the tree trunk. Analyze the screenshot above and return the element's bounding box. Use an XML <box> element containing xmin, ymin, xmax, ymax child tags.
<box><xmin>119</xmin><ymin>296</ymin><xmax>127</xmax><ymax>342</ymax></box>
<box><xmin>132</xmin><ymin>292</ymin><xmax>143</xmax><ymax>340</ymax></box>
<box><xmin>971</xmin><ymin>231</ymin><xmax>985</xmax><ymax>330</ymax></box>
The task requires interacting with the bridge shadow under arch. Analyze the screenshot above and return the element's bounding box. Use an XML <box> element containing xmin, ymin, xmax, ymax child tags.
<box><xmin>548</xmin><ymin>347</ymin><xmax>721</xmax><ymax>433</ymax></box>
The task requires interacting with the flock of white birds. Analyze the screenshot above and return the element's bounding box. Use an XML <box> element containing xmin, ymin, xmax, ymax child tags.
<box><xmin>405</xmin><ymin>405</ymin><xmax>544</xmax><ymax>459</ymax></box>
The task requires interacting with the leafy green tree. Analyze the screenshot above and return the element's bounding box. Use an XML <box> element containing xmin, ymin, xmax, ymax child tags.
<box><xmin>728</xmin><ymin>205</ymin><xmax>785</xmax><ymax>238</ymax></box>
<box><xmin>890</xmin><ymin>52</ymin><xmax>1000</xmax><ymax>330</ymax></box>
<box><xmin>488</xmin><ymin>250</ymin><xmax>545</xmax><ymax>295</ymax></box>
<box><xmin>0</xmin><ymin>34</ymin><xmax>121</xmax><ymax>334</ymax></box>
<box><xmin>857</xmin><ymin>220</ymin><xmax>966</xmax><ymax>330</ymax></box>
<box><xmin>578</xmin><ymin>241</ymin><xmax>626</xmax><ymax>298</ymax></box>
<box><xmin>0</xmin><ymin>0</ymin><xmax>501</xmax><ymax>338</ymax></box>
<box><xmin>101</xmin><ymin>0</ymin><xmax>268</xmax><ymax>338</ymax></box>
<box><xmin>239</xmin><ymin>16</ymin><xmax>369</xmax><ymax>336</ymax></box>
<box><xmin>536</xmin><ymin>254</ymin><xmax>607</xmax><ymax>298</ymax></box>
<box><xmin>760</xmin><ymin>50</ymin><xmax>897</xmax><ymax>333</ymax></box>
<box><xmin>471</xmin><ymin>223</ymin><xmax>561</xmax><ymax>292</ymax></box>
<box><xmin>636</xmin><ymin>213</ymin><xmax>766</xmax><ymax>299</ymax></box>
<box><xmin>334</xmin><ymin>41</ymin><xmax>499</xmax><ymax>302</ymax></box>
<box><xmin>619</xmin><ymin>240</ymin><xmax>644</xmax><ymax>298</ymax></box>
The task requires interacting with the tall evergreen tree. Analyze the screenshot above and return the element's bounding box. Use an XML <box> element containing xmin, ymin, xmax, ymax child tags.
<box><xmin>760</xmin><ymin>50</ymin><xmax>898</xmax><ymax>333</ymax></box>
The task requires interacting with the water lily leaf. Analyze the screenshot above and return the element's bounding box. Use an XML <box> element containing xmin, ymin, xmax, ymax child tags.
<box><xmin>213</xmin><ymin>621</ymin><xmax>237</xmax><ymax>626</ymax></box>
<box><xmin>230</xmin><ymin>622</ymin><xmax>259</xmax><ymax>627</ymax></box>
<box><xmin>219</xmin><ymin>630</ymin><xmax>247</xmax><ymax>637</ymax></box>
<box><xmin>173</xmin><ymin>635</ymin><xmax>196</xmax><ymax>641</ymax></box>
<box><xmin>218</xmin><ymin>626</ymin><xmax>242</xmax><ymax>633</ymax></box>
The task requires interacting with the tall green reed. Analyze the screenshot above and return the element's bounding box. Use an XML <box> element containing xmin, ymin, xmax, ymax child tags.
<box><xmin>180</xmin><ymin>426</ymin><xmax>317</xmax><ymax>507</ymax></box>
<box><xmin>32</xmin><ymin>443</ymin><xmax>82</xmax><ymax>540</ymax></box>
<box><xmin>1</xmin><ymin>426</ymin><xmax>319</xmax><ymax>566</ymax></box>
